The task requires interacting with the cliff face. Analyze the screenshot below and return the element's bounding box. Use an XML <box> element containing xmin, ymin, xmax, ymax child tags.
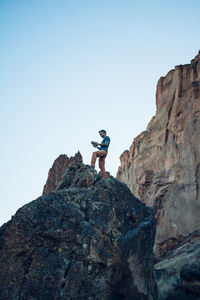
<box><xmin>117</xmin><ymin>51</ymin><xmax>200</xmax><ymax>253</ymax></box>
<box><xmin>0</xmin><ymin>164</ymin><xmax>158</xmax><ymax>300</ymax></box>
<box><xmin>43</xmin><ymin>152</ymin><xmax>82</xmax><ymax>195</ymax></box>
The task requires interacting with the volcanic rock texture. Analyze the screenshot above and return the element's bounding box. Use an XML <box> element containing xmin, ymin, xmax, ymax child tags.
<box><xmin>0</xmin><ymin>164</ymin><xmax>158</xmax><ymax>300</ymax></box>
<box><xmin>117</xmin><ymin>51</ymin><xmax>200</xmax><ymax>254</ymax></box>
<box><xmin>155</xmin><ymin>237</ymin><xmax>200</xmax><ymax>299</ymax></box>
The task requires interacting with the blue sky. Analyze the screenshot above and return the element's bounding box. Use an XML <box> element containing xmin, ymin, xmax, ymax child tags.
<box><xmin>1</xmin><ymin>0</ymin><xmax>200</xmax><ymax>225</ymax></box>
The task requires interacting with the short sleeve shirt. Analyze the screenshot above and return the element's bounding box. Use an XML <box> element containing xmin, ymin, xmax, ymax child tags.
<box><xmin>100</xmin><ymin>136</ymin><xmax>110</xmax><ymax>152</ymax></box>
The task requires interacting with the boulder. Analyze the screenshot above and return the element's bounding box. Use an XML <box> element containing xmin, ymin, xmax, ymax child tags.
<box><xmin>155</xmin><ymin>237</ymin><xmax>200</xmax><ymax>299</ymax></box>
<box><xmin>0</xmin><ymin>164</ymin><xmax>158</xmax><ymax>300</ymax></box>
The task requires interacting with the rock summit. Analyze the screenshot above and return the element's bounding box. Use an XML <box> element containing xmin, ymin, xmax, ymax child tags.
<box><xmin>0</xmin><ymin>163</ymin><xmax>158</xmax><ymax>300</ymax></box>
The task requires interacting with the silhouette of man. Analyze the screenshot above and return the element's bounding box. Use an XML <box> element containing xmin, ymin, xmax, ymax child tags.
<box><xmin>91</xmin><ymin>130</ymin><xmax>110</xmax><ymax>178</ymax></box>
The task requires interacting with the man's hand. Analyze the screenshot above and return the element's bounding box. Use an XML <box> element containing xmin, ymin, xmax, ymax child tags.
<box><xmin>91</xmin><ymin>141</ymin><xmax>99</xmax><ymax>148</ymax></box>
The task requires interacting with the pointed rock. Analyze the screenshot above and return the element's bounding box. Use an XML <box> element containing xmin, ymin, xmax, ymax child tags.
<box><xmin>43</xmin><ymin>151</ymin><xmax>83</xmax><ymax>195</ymax></box>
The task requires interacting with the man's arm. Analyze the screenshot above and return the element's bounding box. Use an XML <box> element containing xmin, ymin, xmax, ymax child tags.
<box><xmin>97</xmin><ymin>141</ymin><xmax>109</xmax><ymax>147</ymax></box>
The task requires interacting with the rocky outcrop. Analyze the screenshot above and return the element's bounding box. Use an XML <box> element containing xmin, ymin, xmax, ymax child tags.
<box><xmin>155</xmin><ymin>237</ymin><xmax>200</xmax><ymax>299</ymax></box>
<box><xmin>0</xmin><ymin>163</ymin><xmax>158</xmax><ymax>300</ymax></box>
<box><xmin>117</xmin><ymin>51</ymin><xmax>200</xmax><ymax>254</ymax></box>
<box><xmin>43</xmin><ymin>152</ymin><xmax>82</xmax><ymax>195</ymax></box>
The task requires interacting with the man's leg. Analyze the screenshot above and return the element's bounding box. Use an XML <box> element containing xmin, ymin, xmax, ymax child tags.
<box><xmin>91</xmin><ymin>151</ymin><xmax>98</xmax><ymax>167</ymax></box>
<box><xmin>99</xmin><ymin>156</ymin><xmax>106</xmax><ymax>178</ymax></box>
<box><xmin>91</xmin><ymin>150</ymin><xmax>107</xmax><ymax>170</ymax></box>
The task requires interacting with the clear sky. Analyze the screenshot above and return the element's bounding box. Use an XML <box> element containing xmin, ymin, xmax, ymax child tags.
<box><xmin>1</xmin><ymin>0</ymin><xmax>200</xmax><ymax>225</ymax></box>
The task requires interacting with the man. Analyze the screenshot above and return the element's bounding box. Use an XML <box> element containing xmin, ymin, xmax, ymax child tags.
<box><xmin>91</xmin><ymin>130</ymin><xmax>111</xmax><ymax>178</ymax></box>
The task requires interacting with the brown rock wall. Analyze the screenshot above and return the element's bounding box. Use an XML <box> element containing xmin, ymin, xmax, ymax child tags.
<box><xmin>43</xmin><ymin>151</ymin><xmax>82</xmax><ymax>195</ymax></box>
<box><xmin>117</xmin><ymin>51</ymin><xmax>200</xmax><ymax>254</ymax></box>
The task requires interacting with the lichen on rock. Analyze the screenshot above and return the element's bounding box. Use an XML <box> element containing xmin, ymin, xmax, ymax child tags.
<box><xmin>0</xmin><ymin>163</ymin><xmax>158</xmax><ymax>300</ymax></box>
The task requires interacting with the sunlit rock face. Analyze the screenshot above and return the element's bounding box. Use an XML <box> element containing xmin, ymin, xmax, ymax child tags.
<box><xmin>0</xmin><ymin>164</ymin><xmax>158</xmax><ymax>300</ymax></box>
<box><xmin>43</xmin><ymin>151</ymin><xmax>83</xmax><ymax>195</ymax></box>
<box><xmin>117</xmin><ymin>51</ymin><xmax>200</xmax><ymax>254</ymax></box>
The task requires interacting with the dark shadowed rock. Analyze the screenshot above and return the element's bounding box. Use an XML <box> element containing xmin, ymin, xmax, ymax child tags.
<box><xmin>43</xmin><ymin>152</ymin><xmax>83</xmax><ymax>195</ymax></box>
<box><xmin>0</xmin><ymin>164</ymin><xmax>158</xmax><ymax>300</ymax></box>
<box><xmin>155</xmin><ymin>237</ymin><xmax>200</xmax><ymax>299</ymax></box>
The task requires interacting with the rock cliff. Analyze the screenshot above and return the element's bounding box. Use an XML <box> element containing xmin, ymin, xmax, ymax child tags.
<box><xmin>117</xmin><ymin>51</ymin><xmax>200</xmax><ymax>254</ymax></box>
<box><xmin>43</xmin><ymin>152</ymin><xmax>82</xmax><ymax>195</ymax></box>
<box><xmin>0</xmin><ymin>163</ymin><xmax>158</xmax><ymax>300</ymax></box>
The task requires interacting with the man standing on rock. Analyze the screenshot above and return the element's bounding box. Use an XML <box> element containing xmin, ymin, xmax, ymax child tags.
<box><xmin>91</xmin><ymin>130</ymin><xmax>110</xmax><ymax>178</ymax></box>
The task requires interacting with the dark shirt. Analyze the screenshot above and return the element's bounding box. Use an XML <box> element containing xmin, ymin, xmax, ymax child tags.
<box><xmin>99</xmin><ymin>136</ymin><xmax>110</xmax><ymax>152</ymax></box>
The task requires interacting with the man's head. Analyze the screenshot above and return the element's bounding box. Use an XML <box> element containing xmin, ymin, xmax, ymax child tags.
<box><xmin>99</xmin><ymin>129</ymin><xmax>106</xmax><ymax>138</ymax></box>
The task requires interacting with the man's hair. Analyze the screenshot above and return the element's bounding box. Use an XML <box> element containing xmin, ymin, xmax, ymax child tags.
<box><xmin>99</xmin><ymin>129</ymin><xmax>106</xmax><ymax>134</ymax></box>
